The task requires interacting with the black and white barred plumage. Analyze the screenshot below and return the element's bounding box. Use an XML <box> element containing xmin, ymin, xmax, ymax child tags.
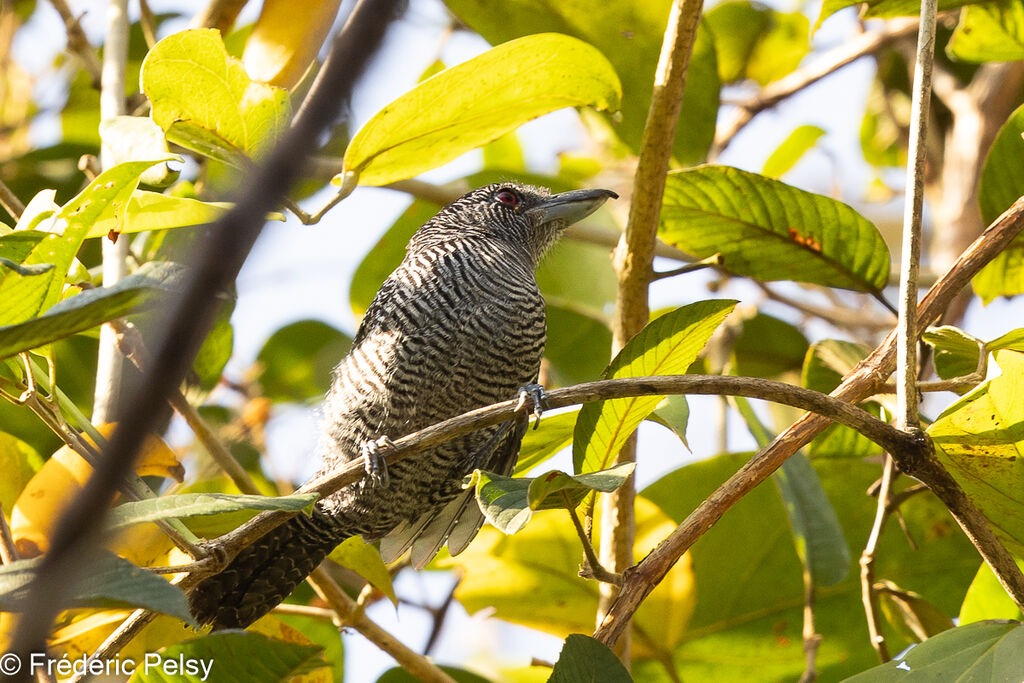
<box><xmin>189</xmin><ymin>182</ymin><xmax>616</xmax><ymax>629</ymax></box>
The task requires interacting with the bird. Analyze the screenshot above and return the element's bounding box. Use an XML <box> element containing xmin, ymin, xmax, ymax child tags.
<box><xmin>188</xmin><ymin>182</ymin><xmax>617</xmax><ymax>629</ymax></box>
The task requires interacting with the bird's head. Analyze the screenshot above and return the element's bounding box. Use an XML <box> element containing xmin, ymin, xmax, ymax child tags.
<box><xmin>413</xmin><ymin>182</ymin><xmax>618</xmax><ymax>266</ymax></box>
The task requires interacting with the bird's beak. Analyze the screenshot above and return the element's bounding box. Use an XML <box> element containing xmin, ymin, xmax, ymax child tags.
<box><xmin>526</xmin><ymin>188</ymin><xmax>618</xmax><ymax>226</ymax></box>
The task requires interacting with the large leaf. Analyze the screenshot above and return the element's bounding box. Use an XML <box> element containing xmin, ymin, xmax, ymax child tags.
<box><xmin>638</xmin><ymin>454</ymin><xmax>978</xmax><ymax>680</ymax></box>
<box><xmin>549</xmin><ymin>634</ymin><xmax>633</xmax><ymax>683</ymax></box>
<box><xmin>241</xmin><ymin>0</ymin><xmax>343</xmax><ymax>89</ymax></box>
<box><xmin>948</xmin><ymin>0</ymin><xmax>1024</xmax><ymax>62</ymax></box>
<box><xmin>659</xmin><ymin>167</ymin><xmax>890</xmax><ymax>292</ymax></box>
<box><xmin>959</xmin><ymin>560</ymin><xmax>1024</xmax><ymax>624</ymax></box>
<box><xmin>0</xmin><ymin>261</ymin><xmax>186</xmax><ymax>360</ymax></box>
<box><xmin>469</xmin><ymin>462</ymin><xmax>635</xmax><ymax>534</ymax></box>
<box><xmin>85</xmin><ymin>191</ymin><xmax>232</xmax><ymax>239</ymax></box>
<box><xmin>141</xmin><ymin>29</ymin><xmax>291</xmax><ymax>163</ymax></box>
<box><xmin>129</xmin><ymin>631</ymin><xmax>324</xmax><ymax>682</ymax></box>
<box><xmin>928</xmin><ymin>350</ymin><xmax>1024</xmax><ymax>555</ymax></box>
<box><xmin>338</xmin><ymin>33</ymin><xmax>621</xmax><ymax>188</ymax></box>
<box><xmin>572</xmin><ymin>299</ymin><xmax>736</xmax><ymax>473</ymax></box>
<box><xmin>843</xmin><ymin>621</ymin><xmax>1024</xmax><ymax>682</ymax></box>
<box><xmin>0</xmin><ymin>158</ymin><xmax>175</xmax><ymax>327</ymax></box>
<box><xmin>443</xmin><ymin>1</ymin><xmax>720</xmax><ymax>167</ymax></box>
<box><xmin>256</xmin><ymin>320</ymin><xmax>352</xmax><ymax>403</ymax></box>
<box><xmin>975</xmin><ymin>102</ymin><xmax>1024</xmax><ymax>303</ymax></box>
<box><xmin>0</xmin><ymin>551</ymin><xmax>192</xmax><ymax>623</ymax></box>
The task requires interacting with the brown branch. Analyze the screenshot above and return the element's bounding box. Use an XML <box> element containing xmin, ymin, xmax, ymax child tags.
<box><xmin>0</xmin><ymin>176</ymin><xmax>25</xmax><ymax>220</ymax></box>
<box><xmin>8</xmin><ymin>0</ymin><xmax>403</xmax><ymax>664</ymax></box>
<box><xmin>47</xmin><ymin>0</ymin><xmax>103</xmax><ymax>89</ymax></box>
<box><xmin>713</xmin><ymin>18</ymin><xmax>920</xmax><ymax>155</ymax></box>
<box><xmin>799</xmin><ymin>565</ymin><xmax>822</xmax><ymax>683</ymax></box>
<box><xmin>190</xmin><ymin>0</ymin><xmax>248</xmax><ymax>31</ymax></box>
<box><xmin>860</xmin><ymin>457</ymin><xmax>897</xmax><ymax>662</ymax></box>
<box><xmin>593</xmin><ymin>195</ymin><xmax>1024</xmax><ymax>648</ymax></box>
<box><xmin>603</xmin><ymin>0</ymin><xmax>705</xmax><ymax>656</ymax></box>
<box><xmin>308</xmin><ymin>568</ymin><xmax>458</xmax><ymax>683</ymax></box>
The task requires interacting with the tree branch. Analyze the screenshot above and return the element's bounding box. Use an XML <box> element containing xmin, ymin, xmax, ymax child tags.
<box><xmin>592</xmin><ymin>195</ymin><xmax>1024</xmax><ymax>647</ymax></box>
<box><xmin>47</xmin><ymin>0</ymin><xmax>103</xmax><ymax>89</ymax></box>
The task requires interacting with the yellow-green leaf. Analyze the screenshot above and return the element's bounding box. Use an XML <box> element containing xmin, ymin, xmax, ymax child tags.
<box><xmin>337</xmin><ymin>33</ymin><xmax>621</xmax><ymax>187</ymax></box>
<box><xmin>573</xmin><ymin>299</ymin><xmax>736</xmax><ymax>474</ymax></box>
<box><xmin>141</xmin><ymin>29</ymin><xmax>291</xmax><ymax>162</ymax></box>
<box><xmin>327</xmin><ymin>536</ymin><xmax>396</xmax><ymax>605</ymax></box>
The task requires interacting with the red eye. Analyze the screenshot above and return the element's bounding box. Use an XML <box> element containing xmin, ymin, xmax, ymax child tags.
<box><xmin>496</xmin><ymin>189</ymin><xmax>519</xmax><ymax>206</ymax></box>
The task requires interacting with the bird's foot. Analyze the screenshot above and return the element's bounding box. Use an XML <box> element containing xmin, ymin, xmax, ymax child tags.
<box><xmin>515</xmin><ymin>383</ymin><xmax>547</xmax><ymax>429</ymax></box>
<box><xmin>361</xmin><ymin>436</ymin><xmax>394</xmax><ymax>488</ymax></box>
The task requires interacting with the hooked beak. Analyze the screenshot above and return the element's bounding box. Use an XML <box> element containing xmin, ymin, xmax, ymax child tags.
<box><xmin>525</xmin><ymin>188</ymin><xmax>618</xmax><ymax>226</ymax></box>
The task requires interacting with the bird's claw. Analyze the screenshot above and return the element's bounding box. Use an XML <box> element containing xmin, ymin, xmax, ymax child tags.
<box><xmin>515</xmin><ymin>383</ymin><xmax>547</xmax><ymax>429</ymax></box>
<box><xmin>361</xmin><ymin>436</ymin><xmax>393</xmax><ymax>488</ymax></box>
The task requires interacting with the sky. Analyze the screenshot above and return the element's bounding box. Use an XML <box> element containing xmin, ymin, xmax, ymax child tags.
<box><xmin>11</xmin><ymin>0</ymin><xmax>1024</xmax><ymax>679</ymax></box>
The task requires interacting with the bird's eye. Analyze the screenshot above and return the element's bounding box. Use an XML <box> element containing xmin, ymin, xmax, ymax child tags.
<box><xmin>495</xmin><ymin>189</ymin><xmax>519</xmax><ymax>207</ymax></box>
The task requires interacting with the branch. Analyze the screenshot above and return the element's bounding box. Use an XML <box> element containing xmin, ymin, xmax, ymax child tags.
<box><xmin>713</xmin><ymin>18</ymin><xmax>919</xmax><ymax>155</ymax></box>
<box><xmin>0</xmin><ymin>176</ymin><xmax>25</xmax><ymax>220</ymax></box>
<box><xmin>592</xmin><ymin>196</ymin><xmax>1024</xmax><ymax>647</ymax></box>
<box><xmin>190</xmin><ymin>0</ymin><xmax>247</xmax><ymax>31</ymax></box>
<box><xmin>47</xmin><ymin>0</ymin><xmax>103</xmax><ymax>89</ymax></box>
<box><xmin>8</xmin><ymin>0</ymin><xmax>403</xmax><ymax>662</ymax></box>
<box><xmin>603</xmin><ymin>0</ymin><xmax>705</xmax><ymax>654</ymax></box>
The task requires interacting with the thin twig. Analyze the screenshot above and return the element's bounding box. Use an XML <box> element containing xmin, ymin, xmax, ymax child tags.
<box><xmin>422</xmin><ymin>576</ymin><xmax>461</xmax><ymax>656</ymax></box>
<box><xmin>651</xmin><ymin>253</ymin><xmax>723</xmax><ymax>281</ymax></box>
<box><xmin>308</xmin><ymin>568</ymin><xmax>458</xmax><ymax>683</ymax></box>
<box><xmin>592</xmin><ymin>195</ymin><xmax>1024</xmax><ymax>648</ymax></box>
<box><xmin>799</xmin><ymin>565</ymin><xmax>821</xmax><ymax>683</ymax></box>
<box><xmin>8</xmin><ymin>0</ymin><xmax>403</xmax><ymax>663</ymax></box>
<box><xmin>564</xmin><ymin>493</ymin><xmax>622</xmax><ymax>586</ymax></box>
<box><xmin>713</xmin><ymin>18</ymin><xmax>920</xmax><ymax>155</ymax></box>
<box><xmin>860</xmin><ymin>456</ymin><xmax>896</xmax><ymax>662</ymax></box>
<box><xmin>0</xmin><ymin>176</ymin><xmax>25</xmax><ymax>220</ymax></box>
<box><xmin>0</xmin><ymin>503</ymin><xmax>18</xmax><ymax>564</ymax></box>
<box><xmin>47</xmin><ymin>0</ymin><xmax>103</xmax><ymax>89</ymax></box>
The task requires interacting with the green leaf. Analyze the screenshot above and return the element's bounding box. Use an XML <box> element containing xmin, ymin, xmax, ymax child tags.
<box><xmin>0</xmin><ymin>261</ymin><xmax>187</xmax><ymax>360</ymax></box>
<box><xmin>514</xmin><ymin>408</ymin><xmax>579</xmax><ymax>476</ymax></box>
<box><xmin>573</xmin><ymin>299</ymin><xmax>736</xmax><ymax>473</ymax></box>
<box><xmin>731</xmin><ymin>396</ymin><xmax>851</xmax><ymax>587</ymax></box>
<box><xmin>85</xmin><ymin>191</ymin><xmax>233</xmax><ymax>239</ymax></box>
<box><xmin>544</xmin><ymin>305</ymin><xmax>612</xmax><ymax>387</ymax></box>
<box><xmin>802</xmin><ymin>339</ymin><xmax>883</xmax><ymax>458</ymax></box>
<box><xmin>660</xmin><ymin>167</ymin><xmax>890</xmax><ymax>292</ymax></box>
<box><xmin>0</xmin><ymin>551</ymin><xmax>193</xmax><ymax>623</ymax></box>
<box><xmin>975</xmin><ymin>102</ymin><xmax>1024</xmax><ymax>303</ymax></box>
<box><xmin>843</xmin><ymin>621</ymin><xmax>1024</xmax><ymax>682</ymax></box>
<box><xmin>959</xmin><ymin>560</ymin><xmax>1024</xmax><ymax>624</ymax></box>
<box><xmin>875</xmin><ymin>580</ymin><xmax>955</xmax><ymax>642</ymax></box>
<box><xmin>706</xmin><ymin>2</ymin><xmax>810</xmax><ymax>86</ymax></box>
<box><xmin>129</xmin><ymin>631</ymin><xmax>324</xmax><ymax>682</ymax></box>
<box><xmin>256</xmin><ymin>320</ymin><xmax>353</xmax><ymax>403</ymax></box>
<box><xmin>922</xmin><ymin>325</ymin><xmax>984</xmax><ymax>384</ymax></box>
<box><xmin>441</xmin><ymin>2</ymin><xmax>720</xmax><ymax>167</ymax></box>
<box><xmin>647</xmin><ymin>394</ymin><xmax>690</xmax><ymax>450</ymax></box>
<box><xmin>377</xmin><ymin>666</ymin><xmax>491</xmax><ymax>683</ymax></box>
<box><xmin>990</xmin><ymin>328</ymin><xmax>1024</xmax><ymax>352</ymax></box>
<box><xmin>948</xmin><ymin>0</ymin><xmax>1024</xmax><ymax>62</ymax></box>
<box><xmin>762</xmin><ymin>125</ymin><xmax>826</xmax><ymax>178</ymax></box>
<box><xmin>929</xmin><ymin>350</ymin><xmax>1024</xmax><ymax>555</ymax></box>
<box><xmin>141</xmin><ymin>28</ymin><xmax>291</xmax><ymax>162</ymax></box>
<box><xmin>815</xmin><ymin>0</ymin><xmax>974</xmax><ymax>31</ymax></box>
<box><xmin>0</xmin><ymin>158</ymin><xmax>174</xmax><ymax>327</ymax></box>
<box><xmin>338</xmin><ymin>33</ymin><xmax>621</xmax><ymax>187</ymax></box>
<box><xmin>327</xmin><ymin>536</ymin><xmax>397</xmax><ymax>605</ymax></box>
<box><xmin>470</xmin><ymin>462</ymin><xmax>635</xmax><ymax>534</ymax></box>
<box><xmin>731</xmin><ymin>312</ymin><xmax>809</xmax><ymax>378</ymax></box>
<box><xmin>190</xmin><ymin>300</ymin><xmax>234</xmax><ymax>394</ymax></box>
<box><xmin>549</xmin><ymin>634</ymin><xmax>633</xmax><ymax>683</ymax></box>
<box><xmin>106</xmin><ymin>492</ymin><xmax>319</xmax><ymax>532</ymax></box>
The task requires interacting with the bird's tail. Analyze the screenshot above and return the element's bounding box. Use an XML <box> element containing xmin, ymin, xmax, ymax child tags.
<box><xmin>189</xmin><ymin>509</ymin><xmax>346</xmax><ymax>629</ymax></box>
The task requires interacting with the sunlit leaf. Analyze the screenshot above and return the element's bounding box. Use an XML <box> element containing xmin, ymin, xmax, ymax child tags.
<box><xmin>514</xmin><ymin>408</ymin><xmax>579</xmax><ymax>476</ymax></box>
<box><xmin>444</xmin><ymin>0</ymin><xmax>720</xmax><ymax>166</ymax></box>
<box><xmin>815</xmin><ymin>0</ymin><xmax>974</xmax><ymax>31</ymax></box>
<box><xmin>922</xmin><ymin>325</ymin><xmax>984</xmax><ymax>385</ymax></box>
<box><xmin>142</xmin><ymin>29</ymin><xmax>291</xmax><ymax>162</ymax></box>
<box><xmin>573</xmin><ymin>299</ymin><xmax>736</xmax><ymax>473</ymax></box>
<box><xmin>762</xmin><ymin>125</ymin><xmax>826</xmax><ymax>178</ymax></box>
<box><xmin>706</xmin><ymin>2</ymin><xmax>810</xmax><ymax>86</ymax></box>
<box><xmin>929</xmin><ymin>350</ymin><xmax>1024</xmax><ymax>555</ymax></box>
<box><xmin>959</xmin><ymin>560</ymin><xmax>1024</xmax><ymax>624</ymax></box>
<box><xmin>843</xmin><ymin>621</ymin><xmax>1024</xmax><ymax>682</ymax></box>
<box><xmin>338</xmin><ymin>33</ymin><xmax>621</xmax><ymax>187</ymax></box>
<box><xmin>660</xmin><ymin>167</ymin><xmax>890</xmax><ymax>292</ymax></box>
<box><xmin>85</xmin><ymin>191</ymin><xmax>233</xmax><ymax>239</ymax></box>
<box><xmin>948</xmin><ymin>0</ymin><xmax>1024</xmax><ymax>62</ymax></box>
<box><xmin>106</xmin><ymin>493</ymin><xmax>318</xmax><ymax>532</ymax></box>
<box><xmin>0</xmin><ymin>431</ymin><xmax>42</xmax><ymax>512</ymax></box>
<box><xmin>327</xmin><ymin>536</ymin><xmax>396</xmax><ymax>605</ymax></box>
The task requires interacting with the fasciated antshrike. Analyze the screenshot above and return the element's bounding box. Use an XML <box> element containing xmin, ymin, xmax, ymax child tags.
<box><xmin>189</xmin><ymin>182</ymin><xmax>616</xmax><ymax>629</ymax></box>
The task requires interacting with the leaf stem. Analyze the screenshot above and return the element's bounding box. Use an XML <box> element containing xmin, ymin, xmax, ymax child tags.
<box><xmin>563</xmin><ymin>491</ymin><xmax>622</xmax><ymax>586</ymax></box>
